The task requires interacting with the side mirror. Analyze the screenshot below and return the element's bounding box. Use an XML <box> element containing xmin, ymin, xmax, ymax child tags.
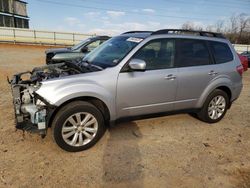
<box><xmin>81</xmin><ymin>46</ymin><xmax>88</xmax><ymax>53</ymax></box>
<box><xmin>128</xmin><ymin>59</ymin><xmax>146</xmax><ymax>71</ymax></box>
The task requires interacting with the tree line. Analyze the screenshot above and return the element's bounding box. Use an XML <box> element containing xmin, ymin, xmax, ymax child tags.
<box><xmin>181</xmin><ymin>13</ymin><xmax>250</xmax><ymax>44</ymax></box>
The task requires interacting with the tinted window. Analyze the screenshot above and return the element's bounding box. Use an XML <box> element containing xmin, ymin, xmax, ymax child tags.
<box><xmin>0</xmin><ymin>0</ymin><xmax>3</xmax><ymax>12</ymax></box>
<box><xmin>176</xmin><ymin>39</ymin><xmax>210</xmax><ymax>67</ymax></box>
<box><xmin>210</xmin><ymin>41</ymin><xmax>233</xmax><ymax>64</ymax></box>
<box><xmin>2</xmin><ymin>0</ymin><xmax>9</xmax><ymax>12</ymax></box>
<box><xmin>23</xmin><ymin>19</ymin><xmax>29</xmax><ymax>28</ymax></box>
<box><xmin>4</xmin><ymin>15</ymin><xmax>13</xmax><ymax>27</ymax></box>
<box><xmin>133</xmin><ymin>39</ymin><xmax>175</xmax><ymax>70</ymax></box>
<box><xmin>0</xmin><ymin>15</ymin><xmax>3</xmax><ymax>27</ymax></box>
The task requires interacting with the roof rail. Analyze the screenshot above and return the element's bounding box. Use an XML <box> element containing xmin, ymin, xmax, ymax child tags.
<box><xmin>151</xmin><ymin>29</ymin><xmax>225</xmax><ymax>38</ymax></box>
<box><xmin>122</xmin><ymin>31</ymin><xmax>152</xmax><ymax>34</ymax></box>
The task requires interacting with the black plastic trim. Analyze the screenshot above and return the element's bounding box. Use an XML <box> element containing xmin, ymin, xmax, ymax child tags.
<box><xmin>151</xmin><ymin>29</ymin><xmax>225</xmax><ymax>39</ymax></box>
<box><xmin>34</xmin><ymin>93</ymin><xmax>56</xmax><ymax>109</ymax></box>
<box><xmin>122</xmin><ymin>31</ymin><xmax>153</xmax><ymax>35</ymax></box>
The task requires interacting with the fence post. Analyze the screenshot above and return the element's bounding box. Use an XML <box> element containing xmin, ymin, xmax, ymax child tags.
<box><xmin>54</xmin><ymin>32</ymin><xmax>56</xmax><ymax>45</ymax></box>
<box><xmin>73</xmin><ymin>33</ymin><xmax>75</xmax><ymax>45</ymax></box>
<box><xmin>34</xmin><ymin>30</ymin><xmax>36</xmax><ymax>44</ymax></box>
<box><xmin>13</xmin><ymin>28</ymin><xmax>16</xmax><ymax>44</ymax></box>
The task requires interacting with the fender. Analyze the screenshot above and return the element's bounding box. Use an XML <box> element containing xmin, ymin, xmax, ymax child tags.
<box><xmin>196</xmin><ymin>75</ymin><xmax>233</xmax><ymax>108</ymax></box>
<box><xmin>35</xmin><ymin>78</ymin><xmax>116</xmax><ymax>120</ymax></box>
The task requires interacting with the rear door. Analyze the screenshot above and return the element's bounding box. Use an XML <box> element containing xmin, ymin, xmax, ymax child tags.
<box><xmin>174</xmin><ymin>38</ymin><xmax>216</xmax><ymax>110</ymax></box>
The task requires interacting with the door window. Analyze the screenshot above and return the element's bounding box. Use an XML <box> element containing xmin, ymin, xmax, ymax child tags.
<box><xmin>86</xmin><ymin>40</ymin><xmax>101</xmax><ymax>51</ymax></box>
<box><xmin>133</xmin><ymin>39</ymin><xmax>175</xmax><ymax>70</ymax></box>
<box><xmin>176</xmin><ymin>39</ymin><xmax>211</xmax><ymax>67</ymax></box>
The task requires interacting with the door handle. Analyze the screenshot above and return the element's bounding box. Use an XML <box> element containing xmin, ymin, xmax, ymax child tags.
<box><xmin>165</xmin><ymin>74</ymin><xmax>176</xmax><ymax>80</ymax></box>
<box><xmin>208</xmin><ymin>70</ymin><xmax>218</xmax><ymax>76</ymax></box>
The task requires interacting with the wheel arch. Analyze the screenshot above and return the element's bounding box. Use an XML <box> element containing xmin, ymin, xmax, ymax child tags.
<box><xmin>216</xmin><ymin>86</ymin><xmax>232</xmax><ymax>101</ymax></box>
<box><xmin>47</xmin><ymin>96</ymin><xmax>111</xmax><ymax>128</ymax></box>
<box><xmin>197</xmin><ymin>81</ymin><xmax>233</xmax><ymax>109</ymax></box>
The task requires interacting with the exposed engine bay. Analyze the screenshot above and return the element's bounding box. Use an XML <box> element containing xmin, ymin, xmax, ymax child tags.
<box><xmin>8</xmin><ymin>61</ymin><xmax>102</xmax><ymax>137</ymax></box>
<box><xmin>10</xmin><ymin>60</ymin><xmax>102</xmax><ymax>85</ymax></box>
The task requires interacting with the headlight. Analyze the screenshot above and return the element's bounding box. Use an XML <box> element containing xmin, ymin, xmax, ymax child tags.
<box><xmin>36</xmin><ymin>99</ymin><xmax>46</xmax><ymax>106</ymax></box>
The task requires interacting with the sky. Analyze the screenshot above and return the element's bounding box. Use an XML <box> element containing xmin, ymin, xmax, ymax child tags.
<box><xmin>25</xmin><ymin>0</ymin><xmax>250</xmax><ymax>35</ymax></box>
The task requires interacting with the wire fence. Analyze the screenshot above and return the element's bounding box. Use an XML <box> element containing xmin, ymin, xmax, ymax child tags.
<box><xmin>0</xmin><ymin>27</ymin><xmax>250</xmax><ymax>52</ymax></box>
<box><xmin>0</xmin><ymin>27</ymin><xmax>95</xmax><ymax>46</ymax></box>
<box><xmin>233</xmin><ymin>44</ymin><xmax>250</xmax><ymax>53</ymax></box>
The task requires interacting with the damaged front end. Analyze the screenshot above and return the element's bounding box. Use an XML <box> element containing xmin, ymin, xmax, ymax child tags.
<box><xmin>8</xmin><ymin>62</ymin><xmax>85</xmax><ymax>137</ymax></box>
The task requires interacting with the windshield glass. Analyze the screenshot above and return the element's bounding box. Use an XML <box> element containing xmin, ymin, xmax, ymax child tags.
<box><xmin>71</xmin><ymin>38</ymin><xmax>91</xmax><ymax>51</ymax></box>
<box><xmin>82</xmin><ymin>36</ymin><xmax>143</xmax><ymax>68</ymax></box>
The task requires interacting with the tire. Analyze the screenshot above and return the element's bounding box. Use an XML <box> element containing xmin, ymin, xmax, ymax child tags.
<box><xmin>51</xmin><ymin>101</ymin><xmax>106</xmax><ymax>152</ymax></box>
<box><xmin>197</xmin><ymin>89</ymin><xmax>229</xmax><ymax>123</ymax></box>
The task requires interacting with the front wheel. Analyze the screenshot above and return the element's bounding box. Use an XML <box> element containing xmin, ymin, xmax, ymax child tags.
<box><xmin>51</xmin><ymin>101</ymin><xmax>106</xmax><ymax>152</ymax></box>
<box><xmin>197</xmin><ymin>89</ymin><xmax>229</xmax><ymax>123</ymax></box>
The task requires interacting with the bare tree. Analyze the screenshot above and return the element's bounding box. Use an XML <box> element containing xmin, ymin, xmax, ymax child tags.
<box><xmin>238</xmin><ymin>13</ymin><xmax>250</xmax><ymax>39</ymax></box>
<box><xmin>215</xmin><ymin>20</ymin><xmax>224</xmax><ymax>32</ymax></box>
<box><xmin>180</xmin><ymin>13</ymin><xmax>250</xmax><ymax>44</ymax></box>
<box><xmin>228</xmin><ymin>13</ymin><xmax>250</xmax><ymax>43</ymax></box>
<box><xmin>181</xmin><ymin>21</ymin><xmax>203</xmax><ymax>30</ymax></box>
<box><xmin>181</xmin><ymin>21</ymin><xmax>195</xmax><ymax>30</ymax></box>
<box><xmin>195</xmin><ymin>25</ymin><xmax>203</xmax><ymax>31</ymax></box>
<box><xmin>206</xmin><ymin>25</ymin><xmax>214</xmax><ymax>32</ymax></box>
<box><xmin>230</xmin><ymin>14</ymin><xmax>238</xmax><ymax>33</ymax></box>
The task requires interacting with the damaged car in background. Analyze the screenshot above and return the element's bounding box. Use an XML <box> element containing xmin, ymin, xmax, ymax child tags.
<box><xmin>8</xmin><ymin>30</ymin><xmax>243</xmax><ymax>152</ymax></box>
<box><xmin>45</xmin><ymin>35</ymin><xmax>110</xmax><ymax>64</ymax></box>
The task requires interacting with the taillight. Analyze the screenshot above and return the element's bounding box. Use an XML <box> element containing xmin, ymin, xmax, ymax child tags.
<box><xmin>236</xmin><ymin>65</ymin><xmax>244</xmax><ymax>76</ymax></box>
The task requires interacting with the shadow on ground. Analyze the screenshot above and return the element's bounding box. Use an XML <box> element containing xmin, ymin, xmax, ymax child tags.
<box><xmin>101</xmin><ymin>122</ymin><xmax>144</xmax><ymax>187</ymax></box>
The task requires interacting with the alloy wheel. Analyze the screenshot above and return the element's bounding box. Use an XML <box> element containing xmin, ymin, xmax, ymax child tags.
<box><xmin>208</xmin><ymin>95</ymin><xmax>226</xmax><ymax>120</ymax></box>
<box><xmin>62</xmin><ymin>112</ymin><xmax>98</xmax><ymax>147</ymax></box>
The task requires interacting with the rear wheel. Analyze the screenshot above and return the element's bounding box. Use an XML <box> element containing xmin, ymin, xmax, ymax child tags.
<box><xmin>197</xmin><ymin>89</ymin><xmax>229</xmax><ymax>123</ymax></box>
<box><xmin>52</xmin><ymin>101</ymin><xmax>106</xmax><ymax>152</ymax></box>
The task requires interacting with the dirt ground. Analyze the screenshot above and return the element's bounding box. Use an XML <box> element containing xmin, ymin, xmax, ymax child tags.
<box><xmin>0</xmin><ymin>43</ymin><xmax>250</xmax><ymax>188</ymax></box>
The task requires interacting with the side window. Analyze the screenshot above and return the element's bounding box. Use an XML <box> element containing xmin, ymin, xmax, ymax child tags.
<box><xmin>176</xmin><ymin>39</ymin><xmax>211</xmax><ymax>67</ymax></box>
<box><xmin>99</xmin><ymin>39</ymin><xmax>106</xmax><ymax>45</ymax></box>
<box><xmin>86</xmin><ymin>40</ymin><xmax>101</xmax><ymax>51</ymax></box>
<box><xmin>133</xmin><ymin>39</ymin><xmax>175</xmax><ymax>70</ymax></box>
<box><xmin>209</xmin><ymin>41</ymin><xmax>233</xmax><ymax>64</ymax></box>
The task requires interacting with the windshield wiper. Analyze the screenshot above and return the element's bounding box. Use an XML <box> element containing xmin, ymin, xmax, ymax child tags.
<box><xmin>90</xmin><ymin>64</ymin><xmax>103</xmax><ymax>70</ymax></box>
<box><xmin>82</xmin><ymin>60</ymin><xmax>90</xmax><ymax>64</ymax></box>
<box><xmin>80</xmin><ymin>60</ymin><xmax>103</xmax><ymax>71</ymax></box>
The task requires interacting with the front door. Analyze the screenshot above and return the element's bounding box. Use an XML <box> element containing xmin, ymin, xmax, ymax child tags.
<box><xmin>116</xmin><ymin>38</ymin><xmax>178</xmax><ymax>118</ymax></box>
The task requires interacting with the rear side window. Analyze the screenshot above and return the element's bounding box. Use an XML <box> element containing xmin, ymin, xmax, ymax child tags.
<box><xmin>209</xmin><ymin>41</ymin><xmax>233</xmax><ymax>64</ymax></box>
<box><xmin>176</xmin><ymin>39</ymin><xmax>211</xmax><ymax>67</ymax></box>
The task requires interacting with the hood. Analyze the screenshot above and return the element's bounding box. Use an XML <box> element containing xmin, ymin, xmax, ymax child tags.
<box><xmin>9</xmin><ymin>61</ymin><xmax>103</xmax><ymax>86</ymax></box>
<box><xmin>45</xmin><ymin>47</ymin><xmax>71</xmax><ymax>54</ymax></box>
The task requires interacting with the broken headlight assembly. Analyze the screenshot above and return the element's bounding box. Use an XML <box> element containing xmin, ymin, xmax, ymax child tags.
<box><xmin>9</xmin><ymin>77</ymin><xmax>49</xmax><ymax>138</ymax></box>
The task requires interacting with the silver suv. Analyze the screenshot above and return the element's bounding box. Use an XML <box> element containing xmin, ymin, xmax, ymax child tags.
<box><xmin>9</xmin><ymin>29</ymin><xmax>243</xmax><ymax>152</ymax></box>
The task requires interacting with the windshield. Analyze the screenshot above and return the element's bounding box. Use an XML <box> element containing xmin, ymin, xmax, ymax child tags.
<box><xmin>71</xmin><ymin>38</ymin><xmax>91</xmax><ymax>51</ymax></box>
<box><xmin>82</xmin><ymin>36</ymin><xmax>143</xmax><ymax>68</ymax></box>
